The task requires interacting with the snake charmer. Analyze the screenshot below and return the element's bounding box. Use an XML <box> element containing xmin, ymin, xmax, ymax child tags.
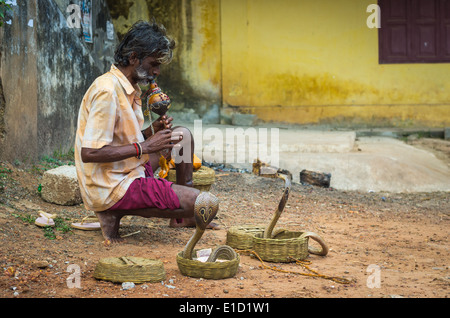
<box><xmin>74</xmin><ymin>20</ymin><xmax>219</xmax><ymax>244</ymax></box>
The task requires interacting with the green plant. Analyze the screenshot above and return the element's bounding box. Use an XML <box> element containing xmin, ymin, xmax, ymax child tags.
<box><xmin>43</xmin><ymin>226</ymin><xmax>56</xmax><ymax>240</ymax></box>
<box><xmin>41</xmin><ymin>155</ymin><xmax>65</xmax><ymax>166</ymax></box>
<box><xmin>53</xmin><ymin>147</ymin><xmax>75</xmax><ymax>162</ymax></box>
<box><xmin>0</xmin><ymin>166</ymin><xmax>12</xmax><ymax>174</ymax></box>
<box><xmin>12</xmin><ymin>213</ymin><xmax>72</xmax><ymax>239</ymax></box>
<box><xmin>40</xmin><ymin>148</ymin><xmax>75</xmax><ymax>169</ymax></box>
<box><xmin>54</xmin><ymin>217</ymin><xmax>72</xmax><ymax>234</ymax></box>
<box><xmin>29</xmin><ymin>164</ymin><xmax>45</xmax><ymax>175</ymax></box>
<box><xmin>44</xmin><ymin>217</ymin><xmax>72</xmax><ymax>240</ymax></box>
<box><xmin>0</xmin><ymin>166</ymin><xmax>12</xmax><ymax>191</ymax></box>
<box><xmin>12</xmin><ymin>212</ymin><xmax>36</xmax><ymax>225</ymax></box>
<box><xmin>0</xmin><ymin>0</ymin><xmax>12</xmax><ymax>27</ymax></box>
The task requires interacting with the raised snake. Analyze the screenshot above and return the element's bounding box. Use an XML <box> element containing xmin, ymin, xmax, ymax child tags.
<box><xmin>263</xmin><ymin>172</ymin><xmax>292</xmax><ymax>239</ymax></box>
<box><xmin>263</xmin><ymin>172</ymin><xmax>328</xmax><ymax>256</ymax></box>
<box><xmin>182</xmin><ymin>192</ymin><xmax>237</xmax><ymax>262</ymax></box>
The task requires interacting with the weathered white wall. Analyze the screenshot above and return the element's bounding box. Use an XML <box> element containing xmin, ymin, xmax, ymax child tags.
<box><xmin>0</xmin><ymin>0</ymin><xmax>118</xmax><ymax>162</ymax></box>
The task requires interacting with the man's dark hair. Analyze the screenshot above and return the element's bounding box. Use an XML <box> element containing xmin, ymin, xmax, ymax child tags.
<box><xmin>114</xmin><ymin>20</ymin><xmax>176</xmax><ymax>67</ymax></box>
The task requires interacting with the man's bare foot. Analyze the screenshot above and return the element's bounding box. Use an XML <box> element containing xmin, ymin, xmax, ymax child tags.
<box><xmin>169</xmin><ymin>217</ymin><xmax>220</xmax><ymax>230</ymax></box>
<box><xmin>95</xmin><ymin>211</ymin><xmax>124</xmax><ymax>244</ymax></box>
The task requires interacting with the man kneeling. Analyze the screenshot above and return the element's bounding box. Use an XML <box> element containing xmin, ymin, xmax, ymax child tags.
<box><xmin>74</xmin><ymin>20</ymin><xmax>218</xmax><ymax>244</ymax></box>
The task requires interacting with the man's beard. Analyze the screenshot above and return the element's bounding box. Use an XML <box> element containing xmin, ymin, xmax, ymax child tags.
<box><xmin>135</xmin><ymin>63</ymin><xmax>154</xmax><ymax>86</ymax></box>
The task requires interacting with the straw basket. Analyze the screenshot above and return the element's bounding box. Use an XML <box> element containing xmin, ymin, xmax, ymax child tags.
<box><xmin>226</xmin><ymin>225</ymin><xmax>266</xmax><ymax>250</ymax></box>
<box><xmin>252</xmin><ymin>230</ymin><xmax>310</xmax><ymax>262</ymax></box>
<box><xmin>93</xmin><ymin>256</ymin><xmax>166</xmax><ymax>283</ymax></box>
<box><xmin>167</xmin><ymin>166</ymin><xmax>216</xmax><ymax>191</ymax></box>
<box><xmin>226</xmin><ymin>225</ymin><xmax>328</xmax><ymax>263</ymax></box>
<box><xmin>176</xmin><ymin>250</ymin><xmax>240</xmax><ymax>280</ymax></box>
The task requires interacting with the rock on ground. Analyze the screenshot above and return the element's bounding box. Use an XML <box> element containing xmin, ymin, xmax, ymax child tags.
<box><xmin>40</xmin><ymin>165</ymin><xmax>82</xmax><ymax>206</ymax></box>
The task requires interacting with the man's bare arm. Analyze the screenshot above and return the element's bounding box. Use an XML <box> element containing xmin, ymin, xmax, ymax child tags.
<box><xmin>81</xmin><ymin>144</ymin><xmax>138</xmax><ymax>163</ymax></box>
<box><xmin>81</xmin><ymin>129</ymin><xmax>182</xmax><ymax>163</ymax></box>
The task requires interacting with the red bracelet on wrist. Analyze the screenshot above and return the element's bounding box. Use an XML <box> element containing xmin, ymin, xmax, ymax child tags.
<box><xmin>133</xmin><ymin>143</ymin><xmax>140</xmax><ymax>158</ymax></box>
<box><xmin>136</xmin><ymin>142</ymin><xmax>142</xmax><ymax>159</ymax></box>
<box><xmin>133</xmin><ymin>142</ymin><xmax>142</xmax><ymax>159</ymax></box>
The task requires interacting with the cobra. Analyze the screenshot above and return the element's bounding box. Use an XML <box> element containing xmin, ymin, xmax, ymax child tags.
<box><xmin>263</xmin><ymin>173</ymin><xmax>292</xmax><ymax>238</ymax></box>
<box><xmin>262</xmin><ymin>172</ymin><xmax>329</xmax><ymax>256</ymax></box>
<box><xmin>182</xmin><ymin>192</ymin><xmax>237</xmax><ymax>262</ymax></box>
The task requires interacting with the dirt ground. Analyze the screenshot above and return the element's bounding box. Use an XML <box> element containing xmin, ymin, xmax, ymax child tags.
<box><xmin>0</xmin><ymin>138</ymin><xmax>448</xmax><ymax>299</ymax></box>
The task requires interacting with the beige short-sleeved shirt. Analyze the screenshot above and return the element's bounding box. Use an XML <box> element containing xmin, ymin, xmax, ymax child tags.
<box><xmin>74</xmin><ymin>64</ymin><xmax>149</xmax><ymax>212</ymax></box>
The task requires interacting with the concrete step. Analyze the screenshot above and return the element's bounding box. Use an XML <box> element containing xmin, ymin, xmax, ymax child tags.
<box><xmin>177</xmin><ymin>122</ymin><xmax>449</xmax><ymax>193</ymax></box>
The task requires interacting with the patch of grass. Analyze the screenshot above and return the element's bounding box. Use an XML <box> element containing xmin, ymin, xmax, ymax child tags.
<box><xmin>12</xmin><ymin>213</ymin><xmax>72</xmax><ymax>240</ymax></box>
<box><xmin>11</xmin><ymin>212</ymin><xmax>36</xmax><ymax>224</ymax></box>
<box><xmin>0</xmin><ymin>166</ymin><xmax>12</xmax><ymax>180</ymax></box>
<box><xmin>43</xmin><ymin>217</ymin><xmax>73</xmax><ymax>240</ymax></box>
<box><xmin>0</xmin><ymin>166</ymin><xmax>12</xmax><ymax>174</ymax></box>
<box><xmin>41</xmin><ymin>155</ymin><xmax>68</xmax><ymax>168</ymax></box>
<box><xmin>0</xmin><ymin>166</ymin><xmax>12</xmax><ymax>191</ymax></box>
<box><xmin>54</xmin><ymin>217</ymin><xmax>72</xmax><ymax>234</ymax></box>
<box><xmin>53</xmin><ymin>147</ymin><xmax>75</xmax><ymax>162</ymax></box>
<box><xmin>43</xmin><ymin>226</ymin><xmax>56</xmax><ymax>240</ymax></box>
<box><xmin>28</xmin><ymin>149</ymin><xmax>75</xmax><ymax>175</ymax></box>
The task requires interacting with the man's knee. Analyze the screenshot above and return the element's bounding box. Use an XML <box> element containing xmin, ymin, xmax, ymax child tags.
<box><xmin>173</xmin><ymin>184</ymin><xmax>200</xmax><ymax>211</ymax></box>
<box><xmin>172</xmin><ymin>126</ymin><xmax>194</xmax><ymax>163</ymax></box>
<box><xmin>173</xmin><ymin>126</ymin><xmax>194</xmax><ymax>147</ymax></box>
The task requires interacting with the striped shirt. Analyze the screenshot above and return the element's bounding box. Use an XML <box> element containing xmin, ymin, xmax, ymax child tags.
<box><xmin>74</xmin><ymin>64</ymin><xmax>149</xmax><ymax>212</ymax></box>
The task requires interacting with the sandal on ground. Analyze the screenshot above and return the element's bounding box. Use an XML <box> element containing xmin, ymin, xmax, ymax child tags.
<box><xmin>35</xmin><ymin>211</ymin><xmax>57</xmax><ymax>228</ymax></box>
<box><xmin>71</xmin><ymin>216</ymin><xmax>101</xmax><ymax>231</ymax></box>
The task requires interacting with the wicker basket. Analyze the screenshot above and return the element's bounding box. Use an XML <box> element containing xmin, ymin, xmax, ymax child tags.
<box><xmin>167</xmin><ymin>166</ymin><xmax>216</xmax><ymax>191</ymax></box>
<box><xmin>176</xmin><ymin>250</ymin><xmax>240</xmax><ymax>280</ymax></box>
<box><xmin>252</xmin><ymin>230</ymin><xmax>309</xmax><ymax>262</ymax></box>
<box><xmin>226</xmin><ymin>225</ymin><xmax>266</xmax><ymax>250</ymax></box>
<box><xmin>226</xmin><ymin>226</ymin><xmax>328</xmax><ymax>263</ymax></box>
<box><xmin>93</xmin><ymin>256</ymin><xmax>166</xmax><ymax>283</ymax></box>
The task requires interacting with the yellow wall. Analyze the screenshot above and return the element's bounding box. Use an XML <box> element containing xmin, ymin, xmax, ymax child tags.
<box><xmin>108</xmin><ymin>0</ymin><xmax>449</xmax><ymax>127</ymax></box>
<box><xmin>220</xmin><ymin>0</ymin><xmax>450</xmax><ymax>127</ymax></box>
<box><xmin>179</xmin><ymin>0</ymin><xmax>222</xmax><ymax>102</ymax></box>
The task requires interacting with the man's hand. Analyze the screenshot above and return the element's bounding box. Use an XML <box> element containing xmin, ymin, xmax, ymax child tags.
<box><xmin>143</xmin><ymin>115</ymin><xmax>173</xmax><ymax>138</ymax></box>
<box><xmin>141</xmin><ymin>129</ymin><xmax>183</xmax><ymax>154</ymax></box>
<box><xmin>160</xmin><ymin>115</ymin><xmax>174</xmax><ymax>130</ymax></box>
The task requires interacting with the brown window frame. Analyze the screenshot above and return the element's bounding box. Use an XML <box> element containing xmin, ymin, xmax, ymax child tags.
<box><xmin>378</xmin><ymin>0</ymin><xmax>450</xmax><ymax>64</ymax></box>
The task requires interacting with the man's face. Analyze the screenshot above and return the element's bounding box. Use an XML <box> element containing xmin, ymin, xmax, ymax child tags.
<box><xmin>134</xmin><ymin>56</ymin><xmax>161</xmax><ymax>86</ymax></box>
